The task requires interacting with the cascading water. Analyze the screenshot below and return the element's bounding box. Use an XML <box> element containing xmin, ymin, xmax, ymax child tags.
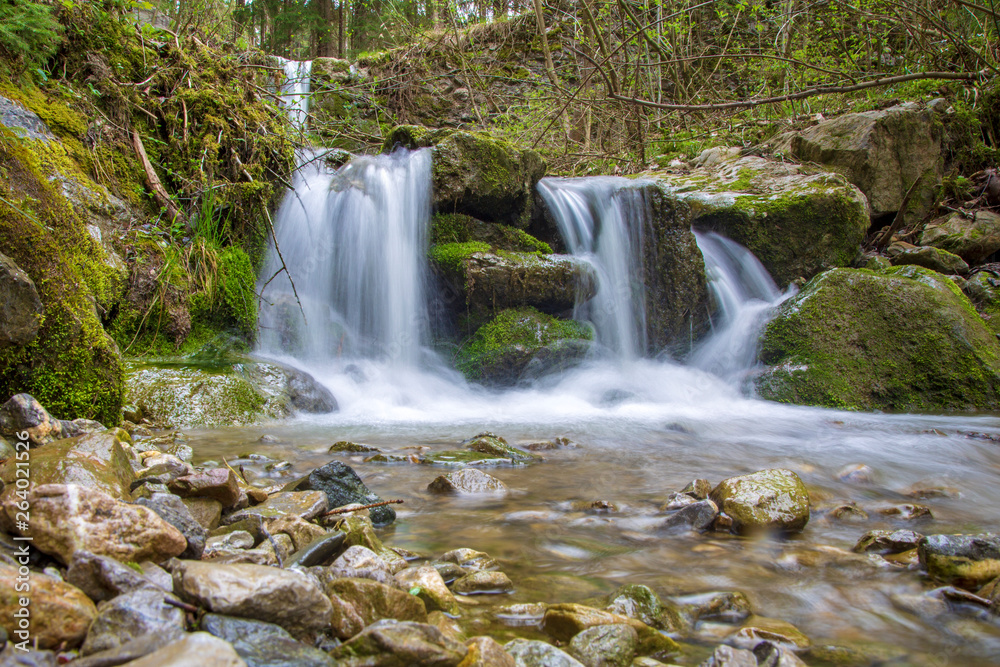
<box><xmin>257</xmin><ymin>149</ymin><xmax>433</xmax><ymax>368</ymax></box>
<box><xmin>277</xmin><ymin>58</ymin><xmax>312</xmax><ymax>130</ymax></box>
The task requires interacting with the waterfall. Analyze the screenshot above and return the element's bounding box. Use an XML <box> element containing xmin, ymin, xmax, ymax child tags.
<box><xmin>537</xmin><ymin>177</ymin><xmax>648</xmax><ymax>359</ymax></box>
<box><xmin>690</xmin><ymin>230</ymin><xmax>790</xmax><ymax>381</ymax></box>
<box><xmin>257</xmin><ymin>148</ymin><xmax>433</xmax><ymax>367</ymax></box>
<box><xmin>277</xmin><ymin>58</ymin><xmax>313</xmax><ymax>130</ymax></box>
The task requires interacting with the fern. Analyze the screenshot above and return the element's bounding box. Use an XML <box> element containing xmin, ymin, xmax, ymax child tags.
<box><xmin>0</xmin><ymin>0</ymin><xmax>63</xmax><ymax>71</ymax></box>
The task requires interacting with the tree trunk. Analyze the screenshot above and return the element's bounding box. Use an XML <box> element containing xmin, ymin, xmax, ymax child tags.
<box><xmin>531</xmin><ymin>0</ymin><xmax>571</xmax><ymax>142</ymax></box>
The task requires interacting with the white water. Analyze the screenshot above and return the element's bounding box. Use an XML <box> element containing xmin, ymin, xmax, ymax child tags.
<box><xmin>277</xmin><ymin>58</ymin><xmax>313</xmax><ymax>130</ymax></box>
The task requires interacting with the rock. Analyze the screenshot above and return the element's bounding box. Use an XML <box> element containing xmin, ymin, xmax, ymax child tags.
<box><xmin>755</xmin><ymin>266</ymin><xmax>1000</xmax><ymax>411</ymax></box>
<box><xmin>962</xmin><ymin>270</ymin><xmax>1000</xmax><ymax>335</ymax></box>
<box><xmin>463</xmin><ymin>636</ymin><xmax>517</xmax><ymax>667</ymax></box>
<box><xmin>835</xmin><ymin>463</ymin><xmax>876</xmax><ymax>485</ymax></box>
<box><xmin>772</xmin><ymin>103</ymin><xmax>942</xmax><ymax>220</ymax></box>
<box><xmin>853</xmin><ymin>529</ymin><xmax>923</xmax><ymax>555</ymax></box>
<box><xmin>171</xmin><ymin>560</ymin><xmax>334</xmax><ymax>635</ymax></box>
<box><xmin>542</xmin><ymin>603</ymin><xmax>680</xmax><ymax>657</ymax></box>
<box><xmin>681</xmin><ymin>479</ymin><xmax>713</xmax><ymax>499</ymax></box>
<box><xmin>440</xmin><ymin>548</ymin><xmax>499</xmax><ymax>572</ymax></box>
<box><xmin>699</xmin><ymin>644</ymin><xmax>758</xmax><ymax>667</ymax></box>
<box><xmin>462</xmin><ymin>433</ymin><xmax>540</xmax><ymax>463</ymax></box>
<box><xmin>730</xmin><ymin>616</ymin><xmax>811</xmax><ymax>649</ymax></box>
<box><xmin>169</xmin><ymin>469</ymin><xmax>242</xmax><ymax>507</ymax></box>
<box><xmin>660</xmin><ymin>499</ymin><xmax>718</xmax><ymax>532</ymax></box>
<box><xmin>324</xmin><ymin>545</ymin><xmax>397</xmax><ymax>586</ymax></box>
<box><xmin>285</xmin><ymin>532</ymin><xmax>346</xmax><ymax>568</ymax></box>
<box><xmin>890</xmin><ymin>246</ymin><xmax>969</xmax><ymax>275</ymax></box>
<box><xmin>396</xmin><ymin>564</ymin><xmax>460</xmax><ymax>615</ymax></box>
<box><xmin>333</xmin><ymin>515</ymin><xmax>407</xmax><ymax>572</ymax></box>
<box><xmin>201</xmin><ymin>613</ymin><xmax>335</xmax><ymax>667</ymax></box>
<box><xmin>70</xmin><ymin>632</ymin><xmax>184</xmax><ymax>667</ymax></box>
<box><xmin>2</xmin><ymin>484</ymin><xmax>186</xmax><ymax>565</ymax></box>
<box><xmin>115</xmin><ymin>631</ymin><xmax>246</xmax><ymax>667</ymax></box>
<box><xmin>567</xmin><ymin>624</ymin><xmax>638</xmax><ymax>667</ymax></box>
<box><xmin>66</xmin><ymin>551</ymin><xmax>167</xmax><ymax>602</ymax></box>
<box><xmin>0</xmin><ymin>429</ymin><xmax>136</xmax><ymax>500</ymax></box>
<box><xmin>135</xmin><ymin>493</ymin><xmax>208</xmax><ymax>559</ymax></box>
<box><xmin>80</xmin><ymin>589</ymin><xmax>186</xmax><ymax>656</ymax></box>
<box><xmin>0</xmin><ymin>394</ymin><xmax>64</xmax><ymax>446</ymax></box>
<box><xmin>921</xmin><ymin>210</ymin><xmax>1000</xmax><ymax>264</ymax></box>
<box><xmin>0</xmin><ymin>254</ymin><xmax>41</xmax><ymax>346</ymax></box>
<box><xmin>0</xmin><ymin>562</ymin><xmax>96</xmax><ymax>649</ymax></box>
<box><xmin>324</xmin><ymin>576</ymin><xmax>428</xmax><ymax>639</ymax></box>
<box><xmin>428</xmin><ymin>468</ymin><xmax>509</xmax><ymax>495</ymax></box>
<box><xmin>223</xmin><ymin>491</ymin><xmax>328</xmax><ymax>524</ymax></box>
<box><xmin>283</xmin><ymin>366</ymin><xmax>338</xmax><ymax>414</ymax></box>
<box><xmin>504</xmin><ymin>638</ymin><xmax>585</xmax><ymax>667</ymax></box>
<box><xmin>876</xmin><ymin>503</ymin><xmax>933</xmax><ymax>521</ymax></box>
<box><xmin>429</xmin><ymin>130</ymin><xmax>546</xmax><ymax>226</ymax></box>
<box><xmin>651</xmin><ymin>150</ymin><xmax>870</xmax><ymax>287</ymax></box>
<box><xmin>431</xmin><ymin>248</ymin><xmax>596</xmax><ymax>324</ymax></box>
<box><xmin>675</xmin><ymin>591</ymin><xmax>752</xmax><ymax>624</ymax></box>
<box><xmin>753</xmin><ymin>641</ymin><xmax>809</xmax><ymax>667</ymax></box>
<box><xmin>328</xmin><ymin>441</ymin><xmax>380</xmax><ymax>453</ymax></box>
<box><xmin>301</xmin><ymin>460</ymin><xmax>396</xmax><ymax>526</ymax></box>
<box><xmin>455</xmin><ymin>308</ymin><xmax>594</xmax><ymax>385</ymax></box>
<box><xmin>604</xmin><ymin>584</ymin><xmax>685</xmax><ymax>633</ymax></box>
<box><xmin>329</xmin><ymin>619</ymin><xmax>469</xmax><ymax>666</ymax></box>
<box><xmin>0</xmin><ymin>95</ymin><xmax>55</xmax><ymax>141</ymax></box>
<box><xmin>182</xmin><ymin>497</ymin><xmax>223</xmax><ymax>530</ymax></box>
<box><xmin>709</xmin><ymin>470</ymin><xmax>810</xmax><ymax>534</ymax></box>
<box><xmin>826</xmin><ymin>503</ymin><xmax>869</xmax><ymax>522</ymax></box>
<box><xmin>451</xmin><ymin>571</ymin><xmax>514</xmax><ymax>595</ymax></box>
<box><xmin>918</xmin><ymin>533</ymin><xmax>1000</xmax><ymax>588</ymax></box>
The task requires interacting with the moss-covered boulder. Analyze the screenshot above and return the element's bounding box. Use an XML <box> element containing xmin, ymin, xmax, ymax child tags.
<box><xmin>455</xmin><ymin>308</ymin><xmax>593</xmax><ymax>385</ymax></box>
<box><xmin>431</xmin><ymin>212</ymin><xmax>552</xmax><ymax>253</ymax></box>
<box><xmin>709</xmin><ymin>469</ymin><xmax>810</xmax><ymax>535</ymax></box>
<box><xmin>0</xmin><ymin>252</ymin><xmax>43</xmax><ymax>347</ymax></box>
<box><xmin>920</xmin><ymin>209</ymin><xmax>1000</xmax><ymax>264</ymax></box>
<box><xmin>890</xmin><ymin>246</ymin><xmax>968</xmax><ymax>275</ymax></box>
<box><xmin>755</xmin><ymin>266</ymin><xmax>1000</xmax><ymax>411</ymax></box>
<box><xmin>960</xmin><ymin>270</ymin><xmax>1000</xmax><ymax>335</ymax></box>
<box><xmin>649</xmin><ymin>149</ymin><xmax>870</xmax><ymax>286</ymax></box>
<box><xmin>387</xmin><ymin>126</ymin><xmax>545</xmax><ymax>226</ymax></box>
<box><xmin>770</xmin><ymin>102</ymin><xmax>942</xmax><ymax>220</ymax></box>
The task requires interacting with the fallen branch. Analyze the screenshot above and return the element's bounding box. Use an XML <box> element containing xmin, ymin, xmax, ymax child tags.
<box><xmin>131</xmin><ymin>130</ymin><xmax>183</xmax><ymax>225</ymax></box>
<box><xmin>164</xmin><ymin>598</ymin><xmax>199</xmax><ymax>613</ymax></box>
<box><xmin>322</xmin><ymin>499</ymin><xmax>404</xmax><ymax>517</ymax></box>
<box><xmin>874</xmin><ymin>171</ymin><xmax>930</xmax><ymax>251</ymax></box>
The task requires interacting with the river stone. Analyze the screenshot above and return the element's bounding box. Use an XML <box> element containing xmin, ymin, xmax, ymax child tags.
<box><xmin>334</xmin><ymin>514</ymin><xmax>407</xmax><ymax>572</ymax></box>
<box><xmin>465</xmin><ymin>433</ymin><xmax>541</xmax><ymax>463</ymax></box>
<box><xmin>169</xmin><ymin>468</ymin><xmax>241</xmax><ymax>507</ymax></box>
<box><xmin>0</xmin><ymin>429</ymin><xmax>137</xmax><ymax>500</ymax></box>
<box><xmin>756</xmin><ymin>265</ymin><xmax>1000</xmax><ymax>411</ymax></box>
<box><xmin>731</xmin><ymin>616</ymin><xmax>811</xmax><ymax>649</ymax></box>
<box><xmin>285</xmin><ymin>531</ymin><xmax>347</xmax><ymax>568</ymax></box>
<box><xmin>0</xmin><ymin>394</ymin><xmax>63</xmax><ymax>446</ymax></box>
<box><xmin>80</xmin><ymin>589</ymin><xmax>186</xmax><ymax>655</ymax></box>
<box><xmin>753</xmin><ymin>641</ymin><xmax>809</xmax><ymax>667</ymax></box>
<box><xmin>463</xmin><ymin>636</ymin><xmax>516</xmax><ymax>667</ymax></box>
<box><xmin>709</xmin><ymin>469</ymin><xmax>810</xmax><ymax>534</ymax></box>
<box><xmin>660</xmin><ymin>499</ymin><xmax>718</xmax><ymax>532</ymax></box>
<box><xmin>505</xmin><ymin>638</ymin><xmax>584</xmax><ymax>667</ymax></box>
<box><xmin>605</xmin><ymin>584</ymin><xmax>686</xmax><ymax>633</ymax></box>
<box><xmin>675</xmin><ymin>591</ymin><xmax>752</xmax><ymax>624</ymax></box>
<box><xmin>853</xmin><ymin>529</ymin><xmax>923</xmax><ymax>555</ymax></box>
<box><xmin>451</xmin><ymin>570</ymin><xmax>514</xmax><ymax>595</ymax></box>
<box><xmin>70</xmin><ymin>632</ymin><xmax>186</xmax><ymax>667</ymax></box>
<box><xmin>541</xmin><ymin>603</ymin><xmax>680</xmax><ymax>657</ymax></box>
<box><xmin>0</xmin><ymin>562</ymin><xmax>96</xmax><ymax>649</ymax></box>
<box><xmin>325</xmin><ymin>545</ymin><xmax>397</xmax><ymax>586</ymax></box>
<box><xmin>440</xmin><ymin>548</ymin><xmax>499</xmax><ymax>572</ymax></box>
<box><xmin>890</xmin><ymin>246</ymin><xmax>969</xmax><ymax>275</ymax></box>
<box><xmin>921</xmin><ymin>210</ymin><xmax>1000</xmax><ymax>264</ymax></box>
<box><xmin>136</xmin><ymin>493</ymin><xmax>207</xmax><ymax>559</ymax></box>
<box><xmin>2</xmin><ymin>484</ymin><xmax>186</xmax><ymax>565</ymax></box>
<box><xmin>200</xmin><ymin>613</ymin><xmax>335</xmax><ymax>667</ymax></box>
<box><xmin>117</xmin><ymin>631</ymin><xmax>246</xmax><ymax>667</ymax></box>
<box><xmin>284</xmin><ymin>366</ymin><xmax>338</xmax><ymax>414</ymax></box>
<box><xmin>700</xmin><ymin>644</ymin><xmax>758</xmax><ymax>667</ymax></box>
<box><xmin>567</xmin><ymin>624</ymin><xmax>638</xmax><ymax>667</ymax></box>
<box><xmin>66</xmin><ymin>551</ymin><xmax>167</xmax><ymax>602</ymax></box>
<box><xmin>301</xmin><ymin>460</ymin><xmax>395</xmax><ymax>526</ymax></box>
<box><xmin>0</xmin><ymin>253</ymin><xmax>42</xmax><ymax>347</ymax></box>
<box><xmin>428</xmin><ymin>468</ymin><xmax>509</xmax><ymax>495</ymax></box>
<box><xmin>681</xmin><ymin>479</ymin><xmax>713</xmax><ymax>499</ymax></box>
<box><xmin>918</xmin><ymin>533</ymin><xmax>1000</xmax><ymax>588</ymax></box>
<box><xmin>171</xmin><ymin>560</ymin><xmax>334</xmax><ymax>635</ymax></box>
<box><xmin>325</xmin><ymin>576</ymin><xmax>428</xmax><ymax>639</ymax></box>
<box><xmin>182</xmin><ymin>497</ymin><xmax>223</xmax><ymax>530</ymax></box>
<box><xmin>330</xmin><ymin>618</ymin><xmax>469</xmax><ymax>666</ymax></box>
<box><xmin>223</xmin><ymin>491</ymin><xmax>327</xmax><ymax>524</ymax></box>
<box><xmin>772</xmin><ymin>103</ymin><xmax>942</xmax><ymax>219</ymax></box>
<box><xmin>396</xmin><ymin>564</ymin><xmax>460</xmax><ymax>615</ymax></box>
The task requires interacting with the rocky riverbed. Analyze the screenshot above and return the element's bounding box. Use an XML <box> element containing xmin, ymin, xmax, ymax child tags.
<box><xmin>2</xmin><ymin>393</ymin><xmax>1000</xmax><ymax>666</ymax></box>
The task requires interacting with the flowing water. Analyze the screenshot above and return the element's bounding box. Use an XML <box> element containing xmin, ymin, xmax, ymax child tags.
<box><xmin>277</xmin><ymin>58</ymin><xmax>312</xmax><ymax>131</ymax></box>
<box><xmin>245</xmin><ymin>150</ymin><xmax>1000</xmax><ymax>663</ymax></box>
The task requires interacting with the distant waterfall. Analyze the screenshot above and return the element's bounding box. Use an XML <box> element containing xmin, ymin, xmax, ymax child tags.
<box><xmin>257</xmin><ymin>149</ymin><xmax>433</xmax><ymax>367</ymax></box>
<box><xmin>277</xmin><ymin>58</ymin><xmax>312</xmax><ymax>130</ymax></box>
<box><xmin>537</xmin><ymin>177</ymin><xmax>648</xmax><ymax>359</ymax></box>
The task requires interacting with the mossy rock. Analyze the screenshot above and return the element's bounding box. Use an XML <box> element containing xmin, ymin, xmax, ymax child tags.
<box><xmin>455</xmin><ymin>307</ymin><xmax>593</xmax><ymax>386</ymax></box>
<box><xmin>960</xmin><ymin>270</ymin><xmax>1000</xmax><ymax>335</ymax></box>
<box><xmin>463</xmin><ymin>432</ymin><xmax>541</xmax><ymax>463</ymax></box>
<box><xmin>709</xmin><ymin>469</ymin><xmax>811</xmax><ymax>535</ymax></box>
<box><xmin>755</xmin><ymin>266</ymin><xmax>1000</xmax><ymax>411</ymax></box>
<box><xmin>430</xmin><ymin>212</ymin><xmax>552</xmax><ymax>253</ymax></box>
<box><xmin>920</xmin><ymin>209</ymin><xmax>1000</xmax><ymax>264</ymax></box>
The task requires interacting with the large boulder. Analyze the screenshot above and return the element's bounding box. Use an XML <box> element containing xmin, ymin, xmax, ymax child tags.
<box><xmin>920</xmin><ymin>209</ymin><xmax>1000</xmax><ymax>264</ymax></box>
<box><xmin>0</xmin><ymin>251</ymin><xmax>42</xmax><ymax>347</ymax></box>
<box><xmin>709</xmin><ymin>469</ymin><xmax>811</xmax><ymax>534</ymax></box>
<box><xmin>756</xmin><ymin>266</ymin><xmax>1000</xmax><ymax>411</ymax></box>
<box><xmin>771</xmin><ymin>102</ymin><xmax>942</xmax><ymax>219</ymax></box>
<box><xmin>455</xmin><ymin>307</ymin><xmax>594</xmax><ymax>385</ymax></box>
<box><xmin>388</xmin><ymin>126</ymin><xmax>546</xmax><ymax>226</ymax></box>
<box><xmin>649</xmin><ymin>149</ymin><xmax>870</xmax><ymax>286</ymax></box>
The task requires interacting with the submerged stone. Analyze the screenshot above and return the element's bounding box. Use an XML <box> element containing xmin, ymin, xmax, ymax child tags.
<box><xmin>428</xmin><ymin>468</ymin><xmax>509</xmax><ymax>495</ymax></box>
<box><xmin>709</xmin><ymin>469</ymin><xmax>810</xmax><ymax>534</ymax></box>
<box><xmin>918</xmin><ymin>533</ymin><xmax>1000</xmax><ymax>588</ymax></box>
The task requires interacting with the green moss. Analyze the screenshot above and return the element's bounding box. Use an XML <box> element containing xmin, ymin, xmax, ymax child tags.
<box><xmin>218</xmin><ymin>246</ymin><xmax>257</xmax><ymax>336</ymax></box>
<box><xmin>428</xmin><ymin>241</ymin><xmax>490</xmax><ymax>274</ymax></box>
<box><xmin>430</xmin><ymin>212</ymin><xmax>552</xmax><ymax>253</ymax></box>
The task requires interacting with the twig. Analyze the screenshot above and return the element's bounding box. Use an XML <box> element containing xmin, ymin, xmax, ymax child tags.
<box><xmin>132</xmin><ymin>130</ymin><xmax>183</xmax><ymax>225</ymax></box>
<box><xmin>164</xmin><ymin>598</ymin><xmax>199</xmax><ymax>613</ymax></box>
<box><xmin>321</xmin><ymin>499</ymin><xmax>404</xmax><ymax>517</ymax></box>
<box><xmin>874</xmin><ymin>171</ymin><xmax>929</xmax><ymax>251</ymax></box>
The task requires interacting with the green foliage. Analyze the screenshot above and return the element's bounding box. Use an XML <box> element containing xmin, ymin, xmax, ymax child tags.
<box><xmin>428</xmin><ymin>241</ymin><xmax>490</xmax><ymax>273</ymax></box>
<box><xmin>217</xmin><ymin>245</ymin><xmax>257</xmax><ymax>335</ymax></box>
<box><xmin>0</xmin><ymin>0</ymin><xmax>63</xmax><ymax>73</ymax></box>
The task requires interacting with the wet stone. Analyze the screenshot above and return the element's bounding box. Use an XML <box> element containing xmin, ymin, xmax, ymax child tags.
<box><xmin>268</xmin><ymin>515</ymin><xmax>328</xmax><ymax>550</ymax></box>
<box><xmin>80</xmin><ymin>589</ymin><xmax>186</xmax><ymax>656</ymax></box>
<box><xmin>826</xmin><ymin>503</ymin><xmax>869</xmax><ymax>522</ymax></box>
<box><xmin>451</xmin><ymin>570</ymin><xmax>514</xmax><ymax>595</ymax></box>
<box><xmin>69</xmin><ymin>632</ymin><xmax>184</xmax><ymax>667</ymax></box>
<box><xmin>201</xmin><ymin>613</ymin><xmax>335</xmax><ymax>667</ymax></box>
<box><xmin>605</xmin><ymin>584</ymin><xmax>685</xmax><ymax>633</ymax></box>
<box><xmin>709</xmin><ymin>469</ymin><xmax>810</xmax><ymax>534</ymax></box>
<box><xmin>168</xmin><ymin>468</ymin><xmax>242</xmax><ymax>507</ymax></box>
<box><xmin>428</xmin><ymin>468</ymin><xmax>509</xmax><ymax>495</ymax></box>
<box><xmin>700</xmin><ymin>644</ymin><xmax>758</xmax><ymax>667</ymax></box>
<box><xmin>325</xmin><ymin>545</ymin><xmax>398</xmax><ymax>586</ymax></box>
<box><xmin>300</xmin><ymin>460</ymin><xmax>396</xmax><ymax>526</ymax></box>
<box><xmin>674</xmin><ymin>591</ymin><xmax>752</xmax><ymax>624</ymax></box>
<box><xmin>0</xmin><ymin>562</ymin><xmax>96</xmax><ymax>649</ymax></box>
<box><xmin>284</xmin><ymin>531</ymin><xmax>347</xmax><ymax>568</ymax></box>
<box><xmin>661</xmin><ymin>492</ymin><xmax>697</xmax><ymax>511</ymax></box>
<box><xmin>182</xmin><ymin>497</ymin><xmax>223</xmax><ymax>530</ymax></box>
<box><xmin>464</xmin><ymin>432</ymin><xmax>542</xmax><ymax>463</ymax></box>
<box><xmin>660</xmin><ymin>499</ymin><xmax>718</xmax><ymax>533</ymax></box>
<box><xmin>328</xmin><ymin>441</ymin><xmax>380</xmax><ymax>453</ymax></box>
<box><xmin>135</xmin><ymin>492</ymin><xmax>208</xmax><ymax>559</ymax></box>
<box><xmin>567</xmin><ymin>624</ymin><xmax>638</xmax><ymax>667</ymax></box>
<box><xmin>681</xmin><ymin>478</ymin><xmax>713</xmax><ymax>499</ymax></box>
<box><xmin>432</xmin><ymin>561</ymin><xmax>469</xmax><ymax>584</ymax></box>
<box><xmin>753</xmin><ymin>641</ymin><xmax>809</xmax><ymax>667</ymax></box>
<box><xmin>0</xmin><ymin>393</ymin><xmax>64</xmax><ymax>447</ymax></box>
<box><xmin>505</xmin><ymin>638</ymin><xmax>584</xmax><ymax>667</ymax></box>
<box><xmin>118</xmin><ymin>631</ymin><xmax>246</xmax><ymax>667</ymax></box>
<box><xmin>440</xmin><ymin>548</ymin><xmax>499</xmax><ymax>572</ymax></box>
<box><xmin>853</xmin><ymin>529</ymin><xmax>923</xmax><ymax>555</ymax></box>
<box><xmin>730</xmin><ymin>616</ymin><xmax>811</xmax><ymax>650</ymax></box>
<box><xmin>877</xmin><ymin>504</ymin><xmax>933</xmax><ymax>521</ymax></box>
<box><xmin>463</xmin><ymin>636</ymin><xmax>516</xmax><ymax>667</ymax></box>
<box><xmin>836</xmin><ymin>463</ymin><xmax>876</xmax><ymax>485</ymax></box>
<box><xmin>329</xmin><ymin>619</ymin><xmax>468</xmax><ymax>666</ymax></box>
<box><xmin>396</xmin><ymin>564</ymin><xmax>460</xmax><ymax>616</ymax></box>
<box><xmin>325</xmin><ymin>576</ymin><xmax>428</xmax><ymax>639</ymax></box>
<box><xmin>223</xmin><ymin>490</ymin><xmax>328</xmax><ymax>524</ymax></box>
<box><xmin>66</xmin><ymin>551</ymin><xmax>166</xmax><ymax>602</ymax></box>
<box><xmin>205</xmin><ymin>530</ymin><xmax>256</xmax><ymax>553</ymax></box>
<box><xmin>918</xmin><ymin>533</ymin><xmax>1000</xmax><ymax>588</ymax></box>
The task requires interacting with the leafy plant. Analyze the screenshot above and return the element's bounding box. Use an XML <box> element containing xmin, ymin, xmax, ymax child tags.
<box><xmin>0</xmin><ymin>0</ymin><xmax>64</xmax><ymax>72</ymax></box>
